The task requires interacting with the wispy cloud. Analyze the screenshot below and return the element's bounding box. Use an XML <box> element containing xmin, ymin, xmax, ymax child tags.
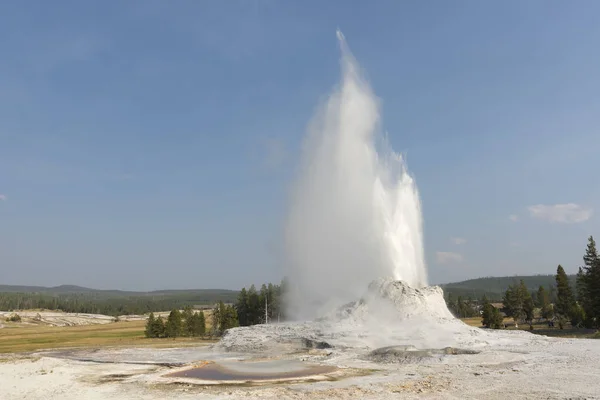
<box><xmin>436</xmin><ymin>251</ymin><xmax>464</xmax><ymax>264</ymax></box>
<box><xmin>509</xmin><ymin>214</ymin><xmax>519</xmax><ymax>222</ymax></box>
<box><xmin>528</xmin><ymin>203</ymin><xmax>593</xmax><ymax>224</ymax></box>
<box><xmin>0</xmin><ymin>194</ymin><xmax>6</xmax><ymax>201</ymax></box>
<box><xmin>451</xmin><ymin>237</ymin><xmax>467</xmax><ymax>245</ymax></box>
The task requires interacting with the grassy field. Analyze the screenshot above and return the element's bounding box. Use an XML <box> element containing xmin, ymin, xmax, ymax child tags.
<box><xmin>461</xmin><ymin>317</ymin><xmax>484</xmax><ymax>327</ymax></box>
<box><xmin>0</xmin><ymin>321</ymin><xmax>215</xmax><ymax>354</ymax></box>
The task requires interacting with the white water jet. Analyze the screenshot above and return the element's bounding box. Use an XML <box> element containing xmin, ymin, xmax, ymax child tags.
<box><xmin>284</xmin><ymin>31</ymin><xmax>427</xmax><ymax>320</ymax></box>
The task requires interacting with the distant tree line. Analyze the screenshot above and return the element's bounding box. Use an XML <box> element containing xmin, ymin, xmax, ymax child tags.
<box><xmin>0</xmin><ymin>292</ymin><xmax>238</xmax><ymax>316</ymax></box>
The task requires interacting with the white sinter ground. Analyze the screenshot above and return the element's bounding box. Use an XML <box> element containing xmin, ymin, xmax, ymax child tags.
<box><xmin>0</xmin><ymin>311</ymin><xmax>146</xmax><ymax>327</ymax></box>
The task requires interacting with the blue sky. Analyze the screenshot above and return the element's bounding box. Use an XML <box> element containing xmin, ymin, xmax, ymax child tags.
<box><xmin>1</xmin><ymin>1</ymin><xmax>599</xmax><ymax>290</ymax></box>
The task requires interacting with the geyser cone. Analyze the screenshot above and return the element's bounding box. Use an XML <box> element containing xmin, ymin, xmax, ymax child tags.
<box><xmin>329</xmin><ymin>278</ymin><xmax>455</xmax><ymax>324</ymax></box>
<box><xmin>284</xmin><ymin>31</ymin><xmax>427</xmax><ymax>320</ymax></box>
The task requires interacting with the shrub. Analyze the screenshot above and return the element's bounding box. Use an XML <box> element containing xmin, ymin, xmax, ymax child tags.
<box><xmin>8</xmin><ymin>314</ymin><xmax>22</xmax><ymax>322</ymax></box>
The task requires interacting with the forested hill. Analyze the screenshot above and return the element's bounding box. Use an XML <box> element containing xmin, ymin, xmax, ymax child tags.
<box><xmin>440</xmin><ymin>274</ymin><xmax>577</xmax><ymax>300</ymax></box>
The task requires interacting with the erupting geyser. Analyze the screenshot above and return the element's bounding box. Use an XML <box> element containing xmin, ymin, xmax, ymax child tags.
<box><xmin>218</xmin><ymin>31</ymin><xmax>485</xmax><ymax>355</ymax></box>
<box><xmin>284</xmin><ymin>30</ymin><xmax>427</xmax><ymax>320</ymax></box>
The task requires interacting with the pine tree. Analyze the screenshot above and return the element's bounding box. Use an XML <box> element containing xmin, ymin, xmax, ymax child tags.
<box><xmin>581</xmin><ymin>236</ymin><xmax>600</xmax><ymax>327</ymax></box>
<box><xmin>196</xmin><ymin>310</ymin><xmax>206</xmax><ymax>336</ymax></box>
<box><xmin>259</xmin><ymin>284</ymin><xmax>268</xmax><ymax>323</ymax></box>
<box><xmin>145</xmin><ymin>312</ymin><xmax>156</xmax><ymax>338</ymax></box>
<box><xmin>235</xmin><ymin>288</ymin><xmax>249</xmax><ymax>326</ymax></box>
<box><xmin>503</xmin><ymin>282</ymin><xmax>526</xmax><ymax>324</ymax></box>
<box><xmin>555</xmin><ymin>265</ymin><xmax>575</xmax><ymax>328</ymax></box>
<box><xmin>247</xmin><ymin>285</ymin><xmax>260</xmax><ymax>325</ymax></box>
<box><xmin>182</xmin><ymin>307</ymin><xmax>195</xmax><ymax>337</ymax></box>
<box><xmin>576</xmin><ymin>267</ymin><xmax>587</xmax><ymax>302</ymax></box>
<box><xmin>225</xmin><ymin>304</ymin><xmax>239</xmax><ymax>330</ymax></box>
<box><xmin>514</xmin><ymin>281</ymin><xmax>535</xmax><ymax>323</ymax></box>
<box><xmin>523</xmin><ymin>294</ymin><xmax>535</xmax><ymax>323</ymax></box>
<box><xmin>502</xmin><ymin>286</ymin><xmax>514</xmax><ymax>318</ymax></box>
<box><xmin>583</xmin><ymin>236</ymin><xmax>598</xmax><ymax>267</ymax></box>
<box><xmin>165</xmin><ymin>309</ymin><xmax>183</xmax><ymax>338</ymax></box>
<box><xmin>152</xmin><ymin>316</ymin><xmax>166</xmax><ymax>338</ymax></box>
<box><xmin>481</xmin><ymin>296</ymin><xmax>503</xmax><ymax>329</ymax></box>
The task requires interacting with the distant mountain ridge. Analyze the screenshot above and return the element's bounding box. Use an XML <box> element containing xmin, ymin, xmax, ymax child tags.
<box><xmin>0</xmin><ymin>284</ymin><xmax>238</xmax><ymax>297</ymax></box>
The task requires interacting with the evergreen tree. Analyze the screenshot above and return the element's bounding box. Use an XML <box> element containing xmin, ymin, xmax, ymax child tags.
<box><xmin>153</xmin><ymin>316</ymin><xmax>166</xmax><ymax>338</ymax></box>
<box><xmin>502</xmin><ymin>282</ymin><xmax>525</xmax><ymax>324</ymax></box>
<box><xmin>481</xmin><ymin>296</ymin><xmax>503</xmax><ymax>329</ymax></box>
<box><xmin>259</xmin><ymin>284</ymin><xmax>268</xmax><ymax>323</ymax></box>
<box><xmin>182</xmin><ymin>306</ymin><xmax>194</xmax><ymax>337</ymax></box>
<box><xmin>576</xmin><ymin>267</ymin><xmax>588</xmax><ymax>304</ymax></box>
<box><xmin>145</xmin><ymin>312</ymin><xmax>156</xmax><ymax>338</ymax></box>
<box><xmin>520</xmin><ymin>281</ymin><xmax>535</xmax><ymax>323</ymax></box>
<box><xmin>581</xmin><ymin>236</ymin><xmax>600</xmax><ymax>327</ymax></box>
<box><xmin>247</xmin><ymin>285</ymin><xmax>260</xmax><ymax>325</ymax></box>
<box><xmin>555</xmin><ymin>265</ymin><xmax>575</xmax><ymax>328</ymax></box>
<box><xmin>583</xmin><ymin>236</ymin><xmax>599</xmax><ymax>267</ymax></box>
<box><xmin>225</xmin><ymin>304</ymin><xmax>239</xmax><ymax>330</ymax></box>
<box><xmin>235</xmin><ymin>288</ymin><xmax>249</xmax><ymax>326</ymax></box>
<box><xmin>165</xmin><ymin>309</ymin><xmax>183</xmax><ymax>338</ymax></box>
<box><xmin>196</xmin><ymin>310</ymin><xmax>206</xmax><ymax>336</ymax></box>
